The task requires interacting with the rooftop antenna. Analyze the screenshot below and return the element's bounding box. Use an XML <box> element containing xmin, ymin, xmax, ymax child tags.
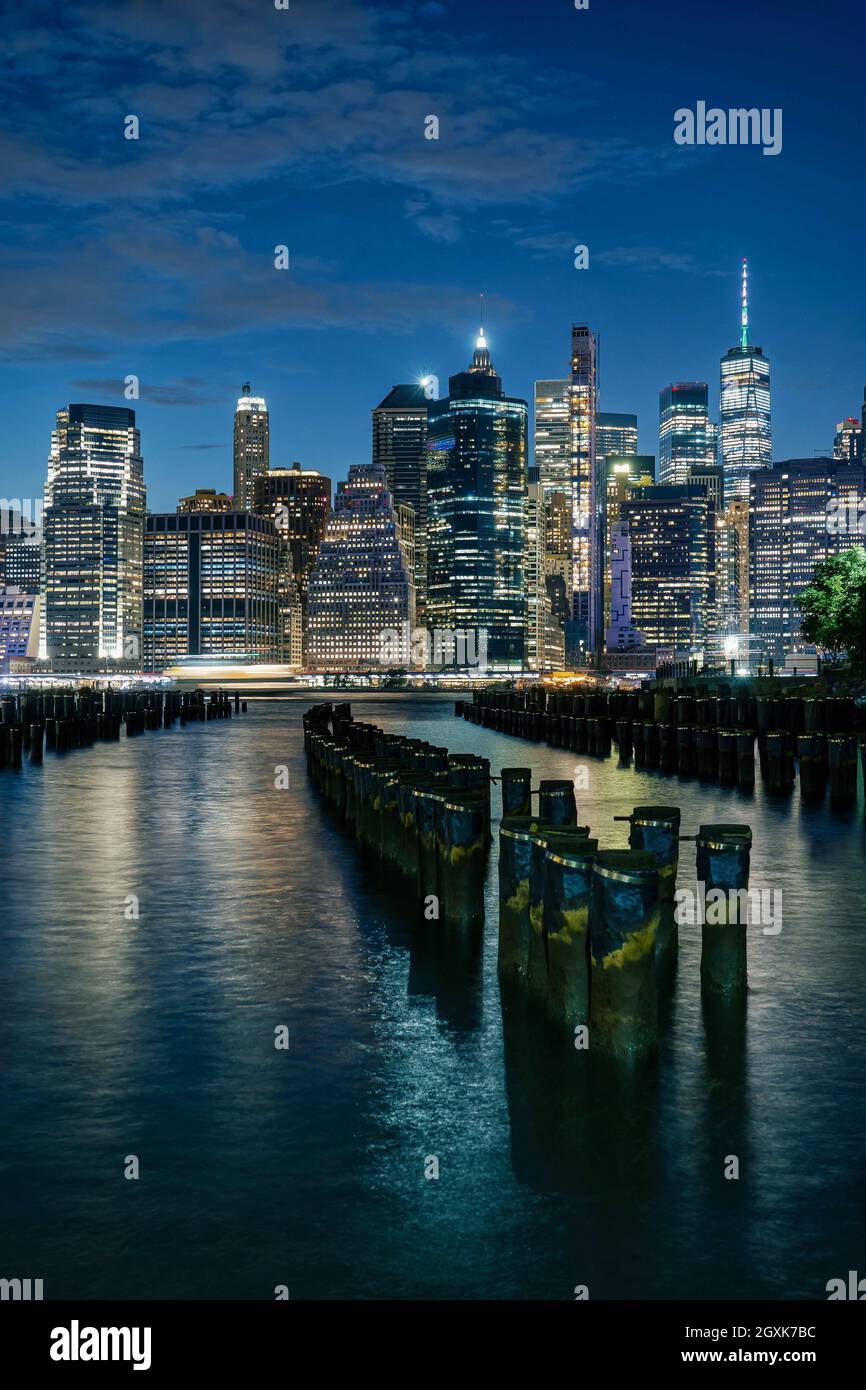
<box><xmin>740</xmin><ymin>259</ymin><xmax>749</xmax><ymax>350</ymax></box>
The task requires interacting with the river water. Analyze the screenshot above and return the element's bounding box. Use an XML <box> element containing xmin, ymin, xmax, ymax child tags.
<box><xmin>1</xmin><ymin>693</ymin><xmax>863</xmax><ymax>1299</ymax></box>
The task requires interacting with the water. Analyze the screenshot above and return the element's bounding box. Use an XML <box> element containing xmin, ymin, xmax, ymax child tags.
<box><xmin>1</xmin><ymin>694</ymin><xmax>864</xmax><ymax>1300</ymax></box>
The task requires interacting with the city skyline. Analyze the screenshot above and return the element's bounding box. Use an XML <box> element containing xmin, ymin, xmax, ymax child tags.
<box><xmin>1</xmin><ymin>0</ymin><xmax>863</xmax><ymax>510</ymax></box>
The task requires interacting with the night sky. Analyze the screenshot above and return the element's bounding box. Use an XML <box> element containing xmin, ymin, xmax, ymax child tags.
<box><xmin>1</xmin><ymin>0</ymin><xmax>864</xmax><ymax>511</ymax></box>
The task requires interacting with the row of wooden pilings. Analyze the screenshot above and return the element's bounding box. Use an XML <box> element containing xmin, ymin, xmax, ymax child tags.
<box><xmin>303</xmin><ymin>701</ymin><xmax>494</xmax><ymax>929</ymax></box>
<box><xmin>0</xmin><ymin>687</ymin><xmax>246</xmax><ymax>769</ymax></box>
<box><xmin>304</xmin><ymin>702</ymin><xmax>753</xmax><ymax>1065</ymax></box>
<box><xmin>457</xmin><ymin>686</ymin><xmax>863</xmax><ymax>805</ymax></box>
<box><xmin>497</xmin><ymin>789</ymin><xmax>753</xmax><ymax>1063</ymax></box>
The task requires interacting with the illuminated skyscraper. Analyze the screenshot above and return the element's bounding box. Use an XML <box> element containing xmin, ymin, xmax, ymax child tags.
<box><xmin>720</xmin><ymin>260</ymin><xmax>772</xmax><ymax>504</ymax></box>
<box><xmin>596</xmin><ymin>412</ymin><xmax>638</xmax><ymax>468</ymax></box>
<box><xmin>659</xmin><ymin>383</ymin><xmax>717</xmax><ymax>485</ymax></box>
<box><xmin>253</xmin><ymin>463</ymin><xmax>331</xmax><ymax>658</ymax></box>
<box><xmin>534</xmin><ymin>380</ymin><xmax>571</xmax><ymax>495</ymax></box>
<box><xmin>568</xmin><ymin>325</ymin><xmax>600</xmax><ymax>660</ymax></box>
<box><xmin>427</xmin><ymin>325</ymin><xmax>528</xmax><ymax>667</ymax></box>
<box><xmin>143</xmin><ymin>510</ymin><xmax>280</xmax><ymax>671</ymax></box>
<box><xmin>233</xmin><ymin>384</ymin><xmax>270</xmax><ymax>510</ymax></box>
<box><xmin>715</xmin><ymin>499</ymin><xmax>749</xmax><ymax>667</ymax></box>
<box><xmin>602</xmin><ymin>454</ymin><xmax>655</xmax><ymax>633</ymax></box>
<box><xmin>748</xmin><ymin>459</ymin><xmax>866</xmax><ymax>665</ymax></box>
<box><xmin>524</xmin><ymin>469</ymin><xmax>565</xmax><ymax>671</ymax></box>
<box><xmin>42</xmin><ymin>404</ymin><xmax>145</xmax><ymax>666</ymax></box>
<box><xmin>834</xmin><ymin>416</ymin><xmax>862</xmax><ymax>464</ymax></box>
<box><xmin>306</xmin><ymin>464</ymin><xmax>414</xmax><ymax>671</ymax></box>
<box><xmin>620</xmin><ymin>484</ymin><xmax>716</xmax><ymax>659</ymax></box>
<box><xmin>372</xmin><ymin>385</ymin><xmax>429</xmax><ymax>623</ymax></box>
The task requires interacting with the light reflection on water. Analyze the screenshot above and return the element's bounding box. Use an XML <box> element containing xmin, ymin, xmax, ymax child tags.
<box><xmin>1</xmin><ymin>693</ymin><xmax>864</xmax><ymax>1299</ymax></box>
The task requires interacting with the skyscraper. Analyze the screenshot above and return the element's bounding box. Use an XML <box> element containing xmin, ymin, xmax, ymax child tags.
<box><xmin>427</xmin><ymin>325</ymin><xmax>528</xmax><ymax>666</ymax></box>
<box><xmin>233</xmin><ymin>384</ymin><xmax>269</xmax><ymax>510</ymax></box>
<box><xmin>749</xmin><ymin>458</ymin><xmax>866</xmax><ymax>666</ymax></box>
<box><xmin>42</xmin><ymin>403</ymin><xmax>145</xmax><ymax>666</ymax></box>
<box><xmin>715</xmin><ymin>499</ymin><xmax>749</xmax><ymax>666</ymax></box>
<box><xmin>658</xmin><ymin>383</ymin><xmax>717</xmax><ymax>485</ymax></box>
<box><xmin>834</xmin><ymin>416</ymin><xmax>863</xmax><ymax>464</ymax></box>
<box><xmin>568</xmin><ymin>325</ymin><xmax>600</xmax><ymax>660</ymax></box>
<box><xmin>720</xmin><ymin>260</ymin><xmax>772</xmax><ymax>504</ymax></box>
<box><xmin>619</xmin><ymin>484</ymin><xmax>716</xmax><ymax>660</ymax></box>
<box><xmin>596</xmin><ymin>412</ymin><xmax>638</xmax><ymax>468</ymax></box>
<box><xmin>306</xmin><ymin>464</ymin><xmax>414</xmax><ymax>671</ymax></box>
<box><xmin>602</xmin><ymin>454</ymin><xmax>655</xmax><ymax>634</ymax></box>
<box><xmin>372</xmin><ymin>385</ymin><xmax>429</xmax><ymax>624</ymax></box>
<box><xmin>253</xmin><ymin>463</ymin><xmax>331</xmax><ymax>659</ymax></box>
<box><xmin>534</xmin><ymin>380</ymin><xmax>571</xmax><ymax>495</ymax></box>
<box><xmin>524</xmin><ymin>468</ymin><xmax>564</xmax><ymax>671</ymax></box>
<box><xmin>143</xmin><ymin>510</ymin><xmax>280</xmax><ymax>670</ymax></box>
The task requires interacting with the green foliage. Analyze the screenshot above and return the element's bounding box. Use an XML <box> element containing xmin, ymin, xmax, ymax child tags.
<box><xmin>798</xmin><ymin>549</ymin><xmax>866</xmax><ymax>667</ymax></box>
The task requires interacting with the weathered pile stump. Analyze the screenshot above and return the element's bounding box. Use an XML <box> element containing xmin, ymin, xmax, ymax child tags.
<box><xmin>615</xmin><ymin>805</ymin><xmax>681</xmax><ymax>902</ymax></box>
<box><xmin>828</xmin><ymin>735</ymin><xmax>858</xmax><ymax>807</ymax></box>
<box><xmin>589</xmin><ymin>851</ymin><xmax>659</xmax><ymax>1062</ymax></box>
<box><xmin>527</xmin><ymin>825</ymin><xmax>592</xmax><ymax>995</ymax></box>
<box><xmin>537</xmin><ymin>778</ymin><xmax>577</xmax><ymax>825</ymax></box>
<box><xmin>434</xmin><ymin>790</ymin><xmax>487</xmax><ymax>928</ymax></box>
<box><xmin>497</xmin><ymin>816</ymin><xmax>555</xmax><ymax>983</ymax></box>
<box><xmin>500</xmin><ymin>767</ymin><xmax>532</xmax><ymax>818</ymax></box>
<box><xmin>544</xmin><ymin>839</ymin><xmax>598</xmax><ymax>1031</ymax></box>
<box><xmin>697</xmin><ymin>823</ymin><xmax>752</xmax><ymax>997</ymax></box>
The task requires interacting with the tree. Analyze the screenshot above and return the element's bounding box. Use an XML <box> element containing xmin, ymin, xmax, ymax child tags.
<box><xmin>798</xmin><ymin>549</ymin><xmax>866</xmax><ymax>667</ymax></box>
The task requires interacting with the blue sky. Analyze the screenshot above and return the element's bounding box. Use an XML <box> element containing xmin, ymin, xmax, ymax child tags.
<box><xmin>1</xmin><ymin>0</ymin><xmax>864</xmax><ymax>510</ymax></box>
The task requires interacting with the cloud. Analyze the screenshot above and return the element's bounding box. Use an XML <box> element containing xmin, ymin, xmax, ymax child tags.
<box><xmin>0</xmin><ymin>215</ymin><xmax>521</xmax><ymax>357</ymax></box>
<box><xmin>71</xmin><ymin>376</ymin><xmax>231</xmax><ymax>406</ymax></box>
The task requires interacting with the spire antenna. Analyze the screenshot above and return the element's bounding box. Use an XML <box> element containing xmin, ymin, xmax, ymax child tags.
<box><xmin>740</xmin><ymin>259</ymin><xmax>749</xmax><ymax>349</ymax></box>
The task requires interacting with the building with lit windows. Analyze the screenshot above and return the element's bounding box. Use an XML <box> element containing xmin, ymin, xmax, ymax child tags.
<box><xmin>602</xmin><ymin>454</ymin><xmax>655</xmax><ymax>632</ymax></box>
<box><xmin>524</xmin><ymin>469</ymin><xmax>564</xmax><ymax>671</ymax></box>
<box><xmin>596</xmin><ymin>412</ymin><xmax>638</xmax><ymax>467</ymax></box>
<box><xmin>178</xmin><ymin>489</ymin><xmax>235</xmax><ymax>514</ymax></box>
<box><xmin>0</xmin><ymin>507</ymin><xmax>41</xmax><ymax>592</ymax></box>
<box><xmin>715</xmin><ymin>499</ymin><xmax>749</xmax><ymax>667</ymax></box>
<box><xmin>306</xmin><ymin>464</ymin><xmax>415</xmax><ymax>670</ymax></box>
<box><xmin>427</xmin><ymin>326</ymin><xmax>527</xmax><ymax>667</ymax></box>
<box><xmin>42</xmin><ymin>403</ymin><xmax>145</xmax><ymax>667</ymax></box>
<box><xmin>720</xmin><ymin>260</ymin><xmax>772</xmax><ymax>504</ymax></box>
<box><xmin>253</xmin><ymin>463</ymin><xmax>331</xmax><ymax>658</ymax></box>
<box><xmin>0</xmin><ymin>587</ymin><xmax>41</xmax><ymax>672</ymax></box>
<box><xmin>143</xmin><ymin>510</ymin><xmax>280</xmax><ymax>671</ymax></box>
<box><xmin>534</xmin><ymin>380</ymin><xmax>571</xmax><ymax>496</ymax></box>
<box><xmin>659</xmin><ymin>383</ymin><xmax>717</xmax><ymax>486</ymax></box>
<box><xmin>372</xmin><ymin>385</ymin><xmax>429</xmax><ymax>623</ymax></box>
<box><xmin>619</xmin><ymin>484</ymin><xmax>716</xmax><ymax>660</ymax></box>
<box><xmin>233</xmin><ymin>384</ymin><xmax>269</xmax><ymax>510</ymax></box>
<box><xmin>834</xmin><ymin>416</ymin><xmax>862</xmax><ymax>464</ymax></box>
<box><xmin>568</xmin><ymin>325</ymin><xmax>600</xmax><ymax>660</ymax></box>
<box><xmin>748</xmin><ymin>459</ymin><xmax>866</xmax><ymax>666</ymax></box>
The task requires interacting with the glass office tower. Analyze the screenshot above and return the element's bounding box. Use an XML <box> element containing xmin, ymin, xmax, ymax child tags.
<box><xmin>720</xmin><ymin>260</ymin><xmax>772</xmax><ymax>504</ymax></box>
<box><xmin>143</xmin><ymin>510</ymin><xmax>280</xmax><ymax>670</ymax></box>
<box><xmin>620</xmin><ymin>483</ymin><xmax>716</xmax><ymax>660</ymax></box>
<box><xmin>42</xmin><ymin>403</ymin><xmax>145</xmax><ymax>665</ymax></box>
<box><xmin>427</xmin><ymin>327</ymin><xmax>528</xmax><ymax>667</ymax></box>
<box><xmin>659</xmin><ymin>382</ymin><xmax>717</xmax><ymax>485</ymax></box>
<box><xmin>372</xmin><ymin>385</ymin><xmax>429</xmax><ymax>624</ymax></box>
<box><xmin>306</xmin><ymin>464</ymin><xmax>414</xmax><ymax>671</ymax></box>
<box><xmin>748</xmin><ymin>458</ymin><xmax>866</xmax><ymax>666</ymax></box>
